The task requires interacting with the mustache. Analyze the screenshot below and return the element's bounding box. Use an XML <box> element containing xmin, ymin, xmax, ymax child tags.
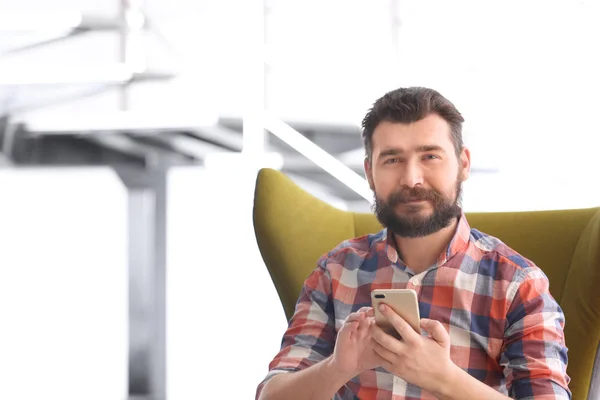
<box><xmin>386</xmin><ymin>186</ymin><xmax>443</xmax><ymax>206</ymax></box>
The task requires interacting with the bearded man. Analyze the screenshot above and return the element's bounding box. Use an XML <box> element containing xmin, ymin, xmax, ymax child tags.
<box><xmin>256</xmin><ymin>87</ymin><xmax>571</xmax><ymax>400</ymax></box>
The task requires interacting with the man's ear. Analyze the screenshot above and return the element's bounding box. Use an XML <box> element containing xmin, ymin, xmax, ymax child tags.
<box><xmin>459</xmin><ymin>147</ymin><xmax>471</xmax><ymax>181</ymax></box>
<box><xmin>364</xmin><ymin>157</ymin><xmax>375</xmax><ymax>191</ymax></box>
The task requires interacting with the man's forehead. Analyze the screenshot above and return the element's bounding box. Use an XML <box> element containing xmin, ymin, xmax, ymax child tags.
<box><xmin>372</xmin><ymin>116</ymin><xmax>453</xmax><ymax>150</ymax></box>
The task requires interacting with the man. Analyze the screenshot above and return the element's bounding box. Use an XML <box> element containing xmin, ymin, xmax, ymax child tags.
<box><xmin>256</xmin><ymin>87</ymin><xmax>571</xmax><ymax>399</ymax></box>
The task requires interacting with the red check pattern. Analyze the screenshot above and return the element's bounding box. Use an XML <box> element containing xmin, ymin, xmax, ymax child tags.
<box><xmin>257</xmin><ymin>215</ymin><xmax>571</xmax><ymax>399</ymax></box>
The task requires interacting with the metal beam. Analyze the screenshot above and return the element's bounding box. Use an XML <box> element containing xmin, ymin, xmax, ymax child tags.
<box><xmin>21</xmin><ymin>111</ymin><xmax>216</xmax><ymax>134</ymax></box>
<box><xmin>115</xmin><ymin>165</ymin><xmax>167</xmax><ymax>400</ymax></box>
<box><xmin>2</xmin><ymin>30</ymin><xmax>87</xmax><ymax>55</ymax></box>
<box><xmin>0</xmin><ymin>64</ymin><xmax>130</xmax><ymax>85</ymax></box>
<box><xmin>283</xmin><ymin>153</ymin><xmax>363</xmax><ymax>170</ymax></box>
<box><xmin>220</xmin><ymin>115</ymin><xmax>362</xmax><ymax>136</ymax></box>
<box><xmin>85</xmin><ymin>133</ymin><xmax>198</xmax><ymax>165</ymax></box>
<box><xmin>264</xmin><ymin>112</ymin><xmax>372</xmax><ymax>201</ymax></box>
<box><xmin>120</xmin><ymin>0</ymin><xmax>147</xmax><ymax>110</ymax></box>
<box><xmin>0</xmin><ymin>12</ymin><xmax>125</xmax><ymax>55</ymax></box>
<box><xmin>193</xmin><ymin>125</ymin><xmax>244</xmax><ymax>151</ymax></box>
<box><xmin>168</xmin><ymin>133</ymin><xmax>235</xmax><ymax>159</ymax></box>
<box><xmin>0</xmin><ymin>11</ymin><xmax>121</xmax><ymax>32</ymax></box>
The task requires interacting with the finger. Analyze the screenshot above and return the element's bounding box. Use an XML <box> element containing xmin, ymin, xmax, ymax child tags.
<box><xmin>356</xmin><ymin>314</ymin><xmax>372</xmax><ymax>340</ymax></box>
<box><xmin>378</xmin><ymin>303</ymin><xmax>419</xmax><ymax>343</ymax></box>
<box><xmin>370</xmin><ymin>320</ymin><xmax>405</xmax><ymax>353</ymax></box>
<box><xmin>337</xmin><ymin>319</ymin><xmax>353</xmax><ymax>343</ymax></box>
<box><xmin>356</xmin><ymin>307</ymin><xmax>375</xmax><ymax>318</ymax></box>
<box><xmin>371</xmin><ymin>338</ymin><xmax>400</xmax><ymax>365</ymax></box>
<box><xmin>420</xmin><ymin>319</ymin><xmax>450</xmax><ymax>347</ymax></box>
<box><xmin>341</xmin><ymin>318</ymin><xmax>359</xmax><ymax>331</ymax></box>
<box><xmin>345</xmin><ymin>311</ymin><xmax>366</xmax><ymax>323</ymax></box>
<box><xmin>346</xmin><ymin>308</ymin><xmax>374</xmax><ymax>323</ymax></box>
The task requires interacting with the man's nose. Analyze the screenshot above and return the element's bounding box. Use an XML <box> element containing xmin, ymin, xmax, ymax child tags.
<box><xmin>400</xmin><ymin>160</ymin><xmax>424</xmax><ymax>188</ymax></box>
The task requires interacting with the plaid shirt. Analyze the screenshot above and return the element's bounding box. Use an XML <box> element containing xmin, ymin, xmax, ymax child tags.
<box><xmin>257</xmin><ymin>215</ymin><xmax>571</xmax><ymax>399</ymax></box>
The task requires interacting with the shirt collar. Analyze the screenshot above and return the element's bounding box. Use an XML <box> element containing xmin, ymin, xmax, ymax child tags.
<box><xmin>384</xmin><ymin>212</ymin><xmax>471</xmax><ymax>267</ymax></box>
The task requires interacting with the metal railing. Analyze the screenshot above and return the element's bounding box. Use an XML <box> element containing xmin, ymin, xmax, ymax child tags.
<box><xmin>262</xmin><ymin>111</ymin><xmax>372</xmax><ymax>202</ymax></box>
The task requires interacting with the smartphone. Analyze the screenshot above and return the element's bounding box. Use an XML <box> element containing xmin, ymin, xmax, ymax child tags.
<box><xmin>371</xmin><ymin>289</ymin><xmax>421</xmax><ymax>339</ymax></box>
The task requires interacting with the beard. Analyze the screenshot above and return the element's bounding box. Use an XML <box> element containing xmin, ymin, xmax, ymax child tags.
<box><xmin>373</xmin><ymin>180</ymin><xmax>463</xmax><ymax>238</ymax></box>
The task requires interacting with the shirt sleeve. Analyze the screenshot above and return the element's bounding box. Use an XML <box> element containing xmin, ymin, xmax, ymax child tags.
<box><xmin>500</xmin><ymin>267</ymin><xmax>572</xmax><ymax>399</ymax></box>
<box><xmin>256</xmin><ymin>256</ymin><xmax>337</xmax><ymax>399</ymax></box>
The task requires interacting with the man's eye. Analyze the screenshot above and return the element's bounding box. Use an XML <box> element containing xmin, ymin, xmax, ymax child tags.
<box><xmin>423</xmin><ymin>154</ymin><xmax>439</xmax><ymax>160</ymax></box>
<box><xmin>384</xmin><ymin>158</ymin><xmax>399</xmax><ymax>164</ymax></box>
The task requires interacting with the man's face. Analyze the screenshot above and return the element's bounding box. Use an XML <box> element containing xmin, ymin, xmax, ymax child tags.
<box><xmin>364</xmin><ymin>114</ymin><xmax>471</xmax><ymax>238</ymax></box>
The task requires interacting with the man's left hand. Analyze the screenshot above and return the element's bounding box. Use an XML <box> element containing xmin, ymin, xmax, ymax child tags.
<box><xmin>370</xmin><ymin>303</ymin><xmax>456</xmax><ymax>394</ymax></box>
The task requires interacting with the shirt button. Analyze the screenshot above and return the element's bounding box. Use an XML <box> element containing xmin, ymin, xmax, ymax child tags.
<box><xmin>410</xmin><ymin>277</ymin><xmax>420</xmax><ymax>286</ymax></box>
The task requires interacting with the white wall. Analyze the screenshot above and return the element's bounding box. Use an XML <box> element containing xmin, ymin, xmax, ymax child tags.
<box><xmin>167</xmin><ymin>166</ymin><xmax>287</xmax><ymax>399</ymax></box>
<box><xmin>0</xmin><ymin>168</ymin><xmax>127</xmax><ymax>400</ymax></box>
<box><xmin>0</xmin><ymin>167</ymin><xmax>288</xmax><ymax>399</ymax></box>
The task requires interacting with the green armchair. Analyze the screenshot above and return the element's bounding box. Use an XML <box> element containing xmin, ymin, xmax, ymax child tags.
<box><xmin>253</xmin><ymin>168</ymin><xmax>600</xmax><ymax>399</ymax></box>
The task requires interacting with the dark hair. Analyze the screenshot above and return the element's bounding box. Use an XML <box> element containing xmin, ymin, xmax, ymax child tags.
<box><xmin>361</xmin><ymin>87</ymin><xmax>464</xmax><ymax>162</ymax></box>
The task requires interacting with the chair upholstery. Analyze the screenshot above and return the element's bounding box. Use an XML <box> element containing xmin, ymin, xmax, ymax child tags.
<box><xmin>253</xmin><ymin>168</ymin><xmax>600</xmax><ymax>400</ymax></box>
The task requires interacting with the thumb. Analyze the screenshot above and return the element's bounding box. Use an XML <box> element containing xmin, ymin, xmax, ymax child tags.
<box><xmin>420</xmin><ymin>319</ymin><xmax>450</xmax><ymax>347</ymax></box>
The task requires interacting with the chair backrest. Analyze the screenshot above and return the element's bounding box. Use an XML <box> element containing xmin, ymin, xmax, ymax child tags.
<box><xmin>253</xmin><ymin>168</ymin><xmax>600</xmax><ymax>400</ymax></box>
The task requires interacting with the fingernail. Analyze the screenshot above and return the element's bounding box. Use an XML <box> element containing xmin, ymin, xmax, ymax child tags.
<box><xmin>378</xmin><ymin>304</ymin><xmax>385</xmax><ymax>312</ymax></box>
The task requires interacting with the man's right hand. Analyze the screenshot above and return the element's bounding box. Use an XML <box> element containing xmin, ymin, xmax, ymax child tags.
<box><xmin>331</xmin><ymin>307</ymin><xmax>381</xmax><ymax>376</ymax></box>
<box><xmin>258</xmin><ymin>307</ymin><xmax>381</xmax><ymax>400</ymax></box>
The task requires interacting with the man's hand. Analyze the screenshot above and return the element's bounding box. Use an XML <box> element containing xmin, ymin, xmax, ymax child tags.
<box><xmin>332</xmin><ymin>307</ymin><xmax>381</xmax><ymax>376</ymax></box>
<box><xmin>259</xmin><ymin>307</ymin><xmax>379</xmax><ymax>400</ymax></box>
<box><xmin>261</xmin><ymin>307</ymin><xmax>383</xmax><ymax>400</ymax></box>
<box><xmin>370</xmin><ymin>303</ymin><xmax>454</xmax><ymax>394</ymax></box>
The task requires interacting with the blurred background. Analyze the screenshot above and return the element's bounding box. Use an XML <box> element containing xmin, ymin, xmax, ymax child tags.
<box><xmin>0</xmin><ymin>0</ymin><xmax>599</xmax><ymax>399</ymax></box>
